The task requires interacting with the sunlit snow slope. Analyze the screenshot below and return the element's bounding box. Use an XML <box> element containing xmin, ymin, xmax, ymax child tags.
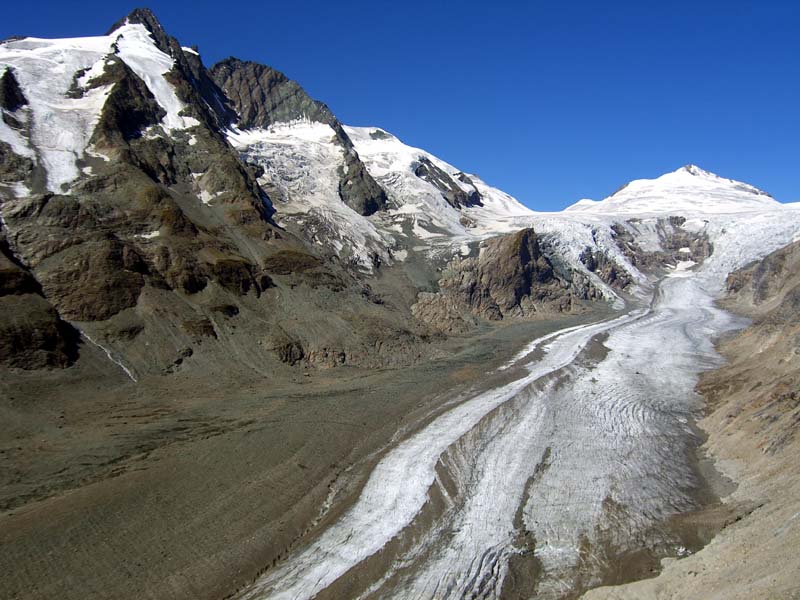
<box><xmin>566</xmin><ymin>164</ymin><xmax>780</xmax><ymax>215</ymax></box>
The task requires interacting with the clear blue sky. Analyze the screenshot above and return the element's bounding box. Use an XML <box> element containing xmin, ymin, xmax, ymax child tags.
<box><xmin>3</xmin><ymin>1</ymin><xmax>798</xmax><ymax>210</ymax></box>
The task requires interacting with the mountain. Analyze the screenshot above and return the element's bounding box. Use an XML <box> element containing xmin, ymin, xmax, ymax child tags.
<box><xmin>566</xmin><ymin>164</ymin><xmax>782</xmax><ymax>215</ymax></box>
<box><xmin>0</xmin><ymin>7</ymin><xmax>614</xmax><ymax>382</ymax></box>
<box><xmin>2</xmin><ymin>9</ymin><xmax>800</xmax><ymax>600</ymax></box>
<box><xmin>0</xmin><ymin>9</ymin><xmax>427</xmax><ymax>378</ymax></box>
<box><xmin>1</xmin><ymin>4</ymin><xmax>797</xmax><ymax>375</ymax></box>
<box><xmin>210</xmin><ymin>58</ymin><xmax>389</xmax><ymax>218</ymax></box>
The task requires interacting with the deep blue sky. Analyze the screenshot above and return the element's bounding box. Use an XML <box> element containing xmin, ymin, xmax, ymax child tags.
<box><xmin>3</xmin><ymin>1</ymin><xmax>798</xmax><ymax>209</ymax></box>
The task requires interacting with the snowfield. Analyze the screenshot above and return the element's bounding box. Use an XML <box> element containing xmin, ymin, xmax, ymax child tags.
<box><xmin>228</xmin><ymin>121</ymin><xmax>396</xmax><ymax>271</ymax></box>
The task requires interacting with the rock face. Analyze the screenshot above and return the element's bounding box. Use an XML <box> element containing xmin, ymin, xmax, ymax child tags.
<box><xmin>210</xmin><ymin>58</ymin><xmax>388</xmax><ymax>216</ymax></box>
<box><xmin>611</xmin><ymin>216</ymin><xmax>712</xmax><ymax>273</ymax></box>
<box><xmin>0</xmin><ymin>238</ymin><xmax>77</xmax><ymax>368</ymax></box>
<box><xmin>0</xmin><ymin>9</ymin><xmax>426</xmax><ymax>375</ymax></box>
<box><xmin>413</xmin><ymin>156</ymin><xmax>483</xmax><ymax>209</ymax></box>
<box><xmin>0</xmin><ymin>67</ymin><xmax>26</xmax><ymax>112</ymax></box>
<box><xmin>85</xmin><ymin>56</ymin><xmax>166</xmax><ymax>145</ymax></box>
<box><xmin>579</xmin><ymin>246</ymin><xmax>632</xmax><ymax>291</ymax></box>
<box><xmin>413</xmin><ymin>228</ymin><xmax>594</xmax><ymax>331</ymax></box>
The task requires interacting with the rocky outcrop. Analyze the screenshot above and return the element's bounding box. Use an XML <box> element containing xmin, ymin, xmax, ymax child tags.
<box><xmin>725</xmin><ymin>239</ymin><xmax>800</xmax><ymax>312</ymax></box>
<box><xmin>612</xmin><ymin>217</ymin><xmax>712</xmax><ymax>273</ymax></box>
<box><xmin>0</xmin><ymin>67</ymin><xmax>27</xmax><ymax>112</ymax></box>
<box><xmin>210</xmin><ymin>58</ymin><xmax>388</xmax><ymax>216</ymax></box>
<box><xmin>209</xmin><ymin>59</ymin><xmax>332</xmax><ymax>131</ymax></box>
<box><xmin>579</xmin><ymin>246</ymin><xmax>632</xmax><ymax>290</ymax></box>
<box><xmin>413</xmin><ymin>229</ymin><xmax>589</xmax><ymax>331</ymax></box>
<box><xmin>0</xmin><ymin>239</ymin><xmax>77</xmax><ymax>368</ymax></box>
<box><xmin>85</xmin><ymin>56</ymin><xmax>166</xmax><ymax>145</ymax></box>
<box><xmin>413</xmin><ymin>157</ymin><xmax>482</xmax><ymax>209</ymax></box>
<box><xmin>0</xmin><ymin>69</ymin><xmax>34</xmax><ymax>185</ymax></box>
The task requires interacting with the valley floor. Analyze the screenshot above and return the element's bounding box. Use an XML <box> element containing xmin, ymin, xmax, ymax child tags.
<box><xmin>2</xmin><ymin>273</ymin><xmax>797</xmax><ymax>600</ymax></box>
<box><xmin>234</xmin><ymin>271</ymin><xmax>741</xmax><ymax>600</ymax></box>
<box><xmin>0</xmin><ymin>311</ymin><xmax>607</xmax><ymax>600</ymax></box>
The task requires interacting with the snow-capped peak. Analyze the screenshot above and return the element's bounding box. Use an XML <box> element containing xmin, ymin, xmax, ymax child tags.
<box><xmin>344</xmin><ymin>125</ymin><xmax>533</xmax><ymax>235</ymax></box>
<box><xmin>565</xmin><ymin>164</ymin><xmax>780</xmax><ymax>216</ymax></box>
<box><xmin>0</xmin><ymin>22</ymin><xmax>198</xmax><ymax>193</ymax></box>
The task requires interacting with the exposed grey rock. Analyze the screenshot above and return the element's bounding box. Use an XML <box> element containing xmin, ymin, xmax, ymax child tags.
<box><xmin>580</xmin><ymin>246</ymin><xmax>632</xmax><ymax>290</ymax></box>
<box><xmin>210</xmin><ymin>58</ymin><xmax>332</xmax><ymax>130</ymax></box>
<box><xmin>726</xmin><ymin>239</ymin><xmax>800</xmax><ymax>317</ymax></box>
<box><xmin>0</xmin><ymin>237</ymin><xmax>78</xmax><ymax>368</ymax></box>
<box><xmin>414</xmin><ymin>157</ymin><xmax>483</xmax><ymax>209</ymax></box>
<box><xmin>369</xmin><ymin>129</ymin><xmax>392</xmax><ymax>140</ymax></box>
<box><xmin>413</xmin><ymin>229</ymin><xmax>589</xmax><ymax>331</ymax></box>
<box><xmin>87</xmin><ymin>56</ymin><xmax>166</xmax><ymax>144</ymax></box>
<box><xmin>0</xmin><ymin>140</ymin><xmax>33</xmax><ymax>183</ymax></box>
<box><xmin>611</xmin><ymin>217</ymin><xmax>712</xmax><ymax>272</ymax></box>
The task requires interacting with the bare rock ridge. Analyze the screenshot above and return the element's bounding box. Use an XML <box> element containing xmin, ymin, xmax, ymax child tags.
<box><xmin>210</xmin><ymin>58</ymin><xmax>388</xmax><ymax>216</ymax></box>
<box><xmin>107</xmin><ymin>7</ymin><xmax>239</xmax><ymax>132</ymax></box>
<box><xmin>413</xmin><ymin>228</ymin><xmax>599</xmax><ymax>332</ymax></box>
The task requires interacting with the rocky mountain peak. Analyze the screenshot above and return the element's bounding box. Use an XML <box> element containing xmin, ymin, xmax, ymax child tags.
<box><xmin>212</xmin><ymin>57</ymin><xmax>388</xmax><ymax>216</ymax></box>
<box><xmin>210</xmin><ymin>58</ymin><xmax>334</xmax><ymax>131</ymax></box>
<box><xmin>106</xmin><ymin>8</ymin><xmax>173</xmax><ymax>58</ymax></box>
<box><xmin>106</xmin><ymin>8</ymin><xmax>168</xmax><ymax>49</ymax></box>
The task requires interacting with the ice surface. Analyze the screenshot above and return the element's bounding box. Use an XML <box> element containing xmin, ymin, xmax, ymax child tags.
<box><xmin>237</xmin><ymin>311</ymin><xmax>641</xmax><ymax>600</ymax></box>
<box><xmin>228</xmin><ymin>121</ymin><xmax>395</xmax><ymax>271</ymax></box>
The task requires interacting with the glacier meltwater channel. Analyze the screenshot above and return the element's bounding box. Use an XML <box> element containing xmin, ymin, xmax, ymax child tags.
<box><xmin>237</xmin><ymin>269</ymin><xmax>742</xmax><ymax>600</ymax></box>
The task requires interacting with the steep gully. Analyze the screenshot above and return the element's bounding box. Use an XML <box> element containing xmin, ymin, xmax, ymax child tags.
<box><xmin>236</xmin><ymin>266</ymin><xmax>741</xmax><ymax>600</ymax></box>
